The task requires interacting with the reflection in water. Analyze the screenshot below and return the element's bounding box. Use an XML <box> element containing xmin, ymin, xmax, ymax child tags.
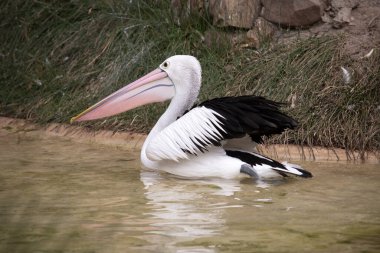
<box><xmin>140</xmin><ymin>170</ymin><xmax>242</xmax><ymax>252</ymax></box>
<box><xmin>1</xmin><ymin>129</ymin><xmax>380</xmax><ymax>253</ymax></box>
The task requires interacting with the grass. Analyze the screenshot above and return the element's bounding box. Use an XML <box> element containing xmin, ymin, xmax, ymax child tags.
<box><xmin>0</xmin><ymin>0</ymin><xmax>379</xmax><ymax>158</ymax></box>
<box><xmin>229</xmin><ymin>38</ymin><xmax>380</xmax><ymax>158</ymax></box>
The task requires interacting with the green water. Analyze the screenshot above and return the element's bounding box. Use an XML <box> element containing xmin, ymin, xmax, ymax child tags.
<box><xmin>0</xmin><ymin>130</ymin><xmax>379</xmax><ymax>253</ymax></box>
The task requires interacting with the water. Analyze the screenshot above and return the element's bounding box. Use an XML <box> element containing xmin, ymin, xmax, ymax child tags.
<box><xmin>0</xmin><ymin>129</ymin><xmax>379</xmax><ymax>253</ymax></box>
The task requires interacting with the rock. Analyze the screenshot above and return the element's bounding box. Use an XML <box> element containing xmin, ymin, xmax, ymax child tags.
<box><xmin>276</xmin><ymin>30</ymin><xmax>313</xmax><ymax>44</ymax></box>
<box><xmin>332</xmin><ymin>7</ymin><xmax>353</xmax><ymax>28</ymax></box>
<box><xmin>209</xmin><ymin>0</ymin><xmax>261</xmax><ymax>28</ymax></box>
<box><xmin>321</xmin><ymin>11</ymin><xmax>333</xmax><ymax>24</ymax></box>
<box><xmin>262</xmin><ymin>0</ymin><xmax>324</xmax><ymax>27</ymax></box>
<box><xmin>309</xmin><ymin>22</ymin><xmax>331</xmax><ymax>36</ymax></box>
<box><xmin>204</xmin><ymin>18</ymin><xmax>276</xmax><ymax>49</ymax></box>
<box><xmin>171</xmin><ymin>0</ymin><xmax>207</xmax><ymax>25</ymax></box>
<box><xmin>245</xmin><ymin>30</ymin><xmax>260</xmax><ymax>48</ymax></box>
<box><xmin>245</xmin><ymin>17</ymin><xmax>277</xmax><ymax>48</ymax></box>
<box><xmin>322</xmin><ymin>0</ymin><xmax>357</xmax><ymax>29</ymax></box>
<box><xmin>323</xmin><ymin>0</ymin><xmax>358</xmax><ymax>29</ymax></box>
<box><xmin>204</xmin><ymin>29</ymin><xmax>246</xmax><ymax>48</ymax></box>
<box><xmin>331</xmin><ymin>0</ymin><xmax>359</xmax><ymax>9</ymax></box>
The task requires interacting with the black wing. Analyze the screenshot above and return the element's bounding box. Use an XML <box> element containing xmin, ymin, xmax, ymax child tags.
<box><xmin>198</xmin><ymin>95</ymin><xmax>297</xmax><ymax>143</ymax></box>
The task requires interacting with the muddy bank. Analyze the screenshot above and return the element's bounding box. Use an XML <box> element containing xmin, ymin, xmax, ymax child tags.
<box><xmin>0</xmin><ymin>117</ymin><xmax>145</xmax><ymax>152</ymax></box>
<box><xmin>1</xmin><ymin>117</ymin><xmax>378</xmax><ymax>163</ymax></box>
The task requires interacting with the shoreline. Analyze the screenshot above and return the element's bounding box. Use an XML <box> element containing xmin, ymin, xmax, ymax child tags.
<box><xmin>1</xmin><ymin>116</ymin><xmax>378</xmax><ymax>163</ymax></box>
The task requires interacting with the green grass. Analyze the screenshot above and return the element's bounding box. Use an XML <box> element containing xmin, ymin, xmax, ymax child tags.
<box><xmin>0</xmin><ymin>0</ymin><xmax>379</xmax><ymax>158</ymax></box>
<box><xmin>0</xmin><ymin>0</ymin><xmax>230</xmax><ymax>131</ymax></box>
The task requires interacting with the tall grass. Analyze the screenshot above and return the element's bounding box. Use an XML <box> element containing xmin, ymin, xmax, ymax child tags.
<box><xmin>230</xmin><ymin>38</ymin><xmax>380</xmax><ymax>158</ymax></box>
<box><xmin>0</xmin><ymin>0</ymin><xmax>379</xmax><ymax>157</ymax></box>
<box><xmin>0</xmin><ymin>0</ymin><xmax>230</xmax><ymax>130</ymax></box>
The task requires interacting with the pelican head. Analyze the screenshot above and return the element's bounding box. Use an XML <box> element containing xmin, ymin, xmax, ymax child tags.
<box><xmin>71</xmin><ymin>55</ymin><xmax>201</xmax><ymax>123</ymax></box>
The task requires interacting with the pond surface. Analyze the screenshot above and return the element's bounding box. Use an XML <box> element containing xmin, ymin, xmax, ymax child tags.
<box><xmin>0</xmin><ymin>129</ymin><xmax>379</xmax><ymax>253</ymax></box>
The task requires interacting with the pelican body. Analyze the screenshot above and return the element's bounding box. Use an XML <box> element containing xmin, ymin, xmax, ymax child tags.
<box><xmin>71</xmin><ymin>55</ymin><xmax>312</xmax><ymax>179</ymax></box>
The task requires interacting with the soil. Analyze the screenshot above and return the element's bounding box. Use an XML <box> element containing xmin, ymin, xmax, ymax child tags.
<box><xmin>206</xmin><ymin>0</ymin><xmax>379</xmax><ymax>58</ymax></box>
<box><xmin>310</xmin><ymin>0</ymin><xmax>379</xmax><ymax>58</ymax></box>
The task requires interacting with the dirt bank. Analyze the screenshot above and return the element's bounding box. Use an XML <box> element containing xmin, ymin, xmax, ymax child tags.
<box><xmin>0</xmin><ymin>117</ymin><xmax>145</xmax><ymax>152</ymax></box>
<box><xmin>1</xmin><ymin>117</ymin><xmax>378</xmax><ymax>163</ymax></box>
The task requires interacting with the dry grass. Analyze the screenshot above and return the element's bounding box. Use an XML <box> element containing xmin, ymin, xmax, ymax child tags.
<box><xmin>228</xmin><ymin>38</ymin><xmax>380</xmax><ymax>158</ymax></box>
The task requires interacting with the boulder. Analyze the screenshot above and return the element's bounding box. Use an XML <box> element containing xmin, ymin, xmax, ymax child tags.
<box><xmin>209</xmin><ymin>0</ymin><xmax>261</xmax><ymax>28</ymax></box>
<box><xmin>262</xmin><ymin>0</ymin><xmax>324</xmax><ymax>27</ymax></box>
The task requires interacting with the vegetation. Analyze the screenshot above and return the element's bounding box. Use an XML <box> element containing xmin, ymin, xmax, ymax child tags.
<box><xmin>1</xmin><ymin>0</ymin><xmax>379</xmax><ymax>158</ymax></box>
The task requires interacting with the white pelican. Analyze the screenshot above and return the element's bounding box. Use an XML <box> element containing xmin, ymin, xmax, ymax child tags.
<box><xmin>71</xmin><ymin>55</ymin><xmax>312</xmax><ymax>179</ymax></box>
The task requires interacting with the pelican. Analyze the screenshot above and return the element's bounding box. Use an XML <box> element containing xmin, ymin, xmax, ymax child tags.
<box><xmin>71</xmin><ymin>55</ymin><xmax>312</xmax><ymax>179</ymax></box>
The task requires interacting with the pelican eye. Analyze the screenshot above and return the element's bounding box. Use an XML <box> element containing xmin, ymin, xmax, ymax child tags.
<box><xmin>162</xmin><ymin>61</ymin><xmax>170</xmax><ymax>69</ymax></box>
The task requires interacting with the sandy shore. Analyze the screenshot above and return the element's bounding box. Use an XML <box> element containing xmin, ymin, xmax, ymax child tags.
<box><xmin>1</xmin><ymin>116</ymin><xmax>378</xmax><ymax>163</ymax></box>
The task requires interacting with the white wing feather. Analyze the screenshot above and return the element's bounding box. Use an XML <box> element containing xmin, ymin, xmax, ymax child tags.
<box><xmin>340</xmin><ymin>66</ymin><xmax>351</xmax><ymax>84</ymax></box>
<box><xmin>146</xmin><ymin>107</ymin><xmax>226</xmax><ymax>161</ymax></box>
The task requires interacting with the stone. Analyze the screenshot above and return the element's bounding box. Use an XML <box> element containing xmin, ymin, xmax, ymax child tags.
<box><xmin>262</xmin><ymin>0</ymin><xmax>324</xmax><ymax>27</ymax></box>
<box><xmin>322</xmin><ymin>0</ymin><xmax>358</xmax><ymax>29</ymax></box>
<box><xmin>204</xmin><ymin>29</ymin><xmax>246</xmax><ymax>48</ymax></box>
<box><xmin>332</xmin><ymin>7</ymin><xmax>353</xmax><ymax>28</ymax></box>
<box><xmin>321</xmin><ymin>11</ymin><xmax>333</xmax><ymax>24</ymax></box>
<box><xmin>331</xmin><ymin>0</ymin><xmax>359</xmax><ymax>9</ymax></box>
<box><xmin>245</xmin><ymin>17</ymin><xmax>277</xmax><ymax>48</ymax></box>
<box><xmin>309</xmin><ymin>22</ymin><xmax>331</xmax><ymax>36</ymax></box>
<box><xmin>171</xmin><ymin>0</ymin><xmax>207</xmax><ymax>25</ymax></box>
<box><xmin>276</xmin><ymin>30</ymin><xmax>313</xmax><ymax>44</ymax></box>
<box><xmin>209</xmin><ymin>0</ymin><xmax>261</xmax><ymax>28</ymax></box>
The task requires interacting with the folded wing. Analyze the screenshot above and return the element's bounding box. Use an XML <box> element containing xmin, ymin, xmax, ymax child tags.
<box><xmin>146</xmin><ymin>96</ymin><xmax>297</xmax><ymax>162</ymax></box>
